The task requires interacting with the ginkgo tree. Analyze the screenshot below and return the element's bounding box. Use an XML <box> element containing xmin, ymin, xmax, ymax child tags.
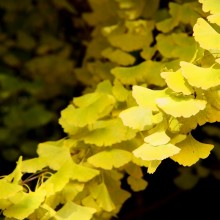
<box><xmin>1</xmin><ymin>0</ymin><xmax>220</xmax><ymax>219</ymax></box>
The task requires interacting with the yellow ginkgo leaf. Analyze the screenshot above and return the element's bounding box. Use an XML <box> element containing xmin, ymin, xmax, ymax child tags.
<box><xmin>156</xmin><ymin>95</ymin><xmax>207</xmax><ymax>118</ymax></box>
<box><xmin>161</xmin><ymin>70</ymin><xmax>194</xmax><ymax>95</ymax></box>
<box><xmin>133</xmin><ymin>143</ymin><xmax>180</xmax><ymax>161</ymax></box>
<box><xmin>127</xmin><ymin>176</ymin><xmax>148</xmax><ymax>192</ymax></box>
<box><xmin>171</xmin><ymin>134</ymin><xmax>214</xmax><ymax>166</ymax></box>
<box><xmin>132</xmin><ymin>85</ymin><xmax>167</xmax><ymax>111</ymax></box>
<box><xmin>193</xmin><ymin>18</ymin><xmax>220</xmax><ymax>51</ymax></box>
<box><xmin>119</xmin><ymin>106</ymin><xmax>153</xmax><ymax>131</ymax></box>
<box><xmin>180</xmin><ymin>61</ymin><xmax>220</xmax><ymax>90</ymax></box>
<box><xmin>87</xmin><ymin>149</ymin><xmax>132</xmax><ymax>170</ymax></box>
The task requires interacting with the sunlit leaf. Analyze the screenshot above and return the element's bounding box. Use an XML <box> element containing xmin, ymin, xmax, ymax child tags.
<box><xmin>156</xmin><ymin>95</ymin><xmax>207</xmax><ymax>118</ymax></box>
<box><xmin>180</xmin><ymin>61</ymin><xmax>220</xmax><ymax>89</ymax></box>
<box><xmin>133</xmin><ymin>143</ymin><xmax>180</xmax><ymax>161</ymax></box>
<box><xmin>112</xmin><ymin>79</ymin><xmax>130</xmax><ymax>102</ymax></box>
<box><xmin>171</xmin><ymin>134</ymin><xmax>214</xmax><ymax>166</ymax></box>
<box><xmin>83</xmin><ymin>118</ymin><xmax>136</xmax><ymax>146</ymax></box>
<box><xmin>3</xmin><ymin>190</ymin><xmax>46</xmax><ymax>220</ymax></box>
<box><xmin>119</xmin><ymin>106</ymin><xmax>153</xmax><ymax>131</ymax></box>
<box><xmin>55</xmin><ymin>201</ymin><xmax>96</xmax><ymax>220</ymax></box>
<box><xmin>161</xmin><ymin>70</ymin><xmax>194</xmax><ymax>95</ymax></box>
<box><xmin>0</xmin><ymin>180</ymin><xmax>23</xmax><ymax>199</ymax></box>
<box><xmin>132</xmin><ymin>85</ymin><xmax>167</xmax><ymax>111</ymax></box>
<box><xmin>87</xmin><ymin>149</ymin><xmax>132</xmax><ymax>170</ymax></box>
<box><xmin>111</xmin><ymin>60</ymin><xmax>165</xmax><ymax>86</ymax></box>
<box><xmin>193</xmin><ymin>18</ymin><xmax>220</xmax><ymax>51</ymax></box>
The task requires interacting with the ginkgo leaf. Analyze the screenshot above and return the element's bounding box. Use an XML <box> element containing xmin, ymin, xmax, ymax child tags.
<box><xmin>119</xmin><ymin>106</ymin><xmax>153</xmax><ymax>131</ymax></box>
<box><xmin>156</xmin><ymin>95</ymin><xmax>207</xmax><ymax>118</ymax></box>
<box><xmin>161</xmin><ymin>70</ymin><xmax>194</xmax><ymax>95</ymax></box>
<box><xmin>171</xmin><ymin>134</ymin><xmax>214</xmax><ymax>166</ymax></box>
<box><xmin>127</xmin><ymin>176</ymin><xmax>148</xmax><ymax>192</ymax></box>
<box><xmin>90</xmin><ymin>182</ymin><xmax>116</xmax><ymax>212</ymax></box>
<box><xmin>101</xmin><ymin>47</ymin><xmax>135</xmax><ymax>66</ymax></box>
<box><xmin>156</xmin><ymin>33</ymin><xmax>198</xmax><ymax>61</ymax></box>
<box><xmin>83</xmin><ymin>118</ymin><xmax>136</xmax><ymax>146</ymax></box>
<box><xmin>132</xmin><ymin>85</ymin><xmax>167</xmax><ymax>111</ymax></box>
<box><xmin>37</xmin><ymin>141</ymin><xmax>71</xmax><ymax>170</ymax></box>
<box><xmin>70</xmin><ymin>162</ymin><xmax>100</xmax><ymax>182</ymax></box>
<box><xmin>22</xmin><ymin>157</ymin><xmax>47</xmax><ymax>173</ymax></box>
<box><xmin>111</xmin><ymin>60</ymin><xmax>165</xmax><ymax>86</ymax></box>
<box><xmin>0</xmin><ymin>180</ymin><xmax>23</xmax><ymax>199</ymax></box>
<box><xmin>199</xmin><ymin>0</ymin><xmax>220</xmax><ymax>25</ymax></box>
<box><xmin>112</xmin><ymin>79</ymin><xmax>130</xmax><ymax>102</ymax></box>
<box><xmin>60</xmin><ymin>92</ymin><xmax>115</xmax><ymax>128</ymax></box>
<box><xmin>87</xmin><ymin>149</ymin><xmax>132</xmax><ymax>170</ymax></box>
<box><xmin>133</xmin><ymin>143</ymin><xmax>180</xmax><ymax>161</ymax></box>
<box><xmin>193</xmin><ymin>18</ymin><xmax>220</xmax><ymax>51</ymax></box>
<box><xmin>3</xmin><ymin>190</ymin><xmax>46</xmax><ymax>220</ymax></box>
<box><xmin>147</xmin><ymin>160</ymin><xmax>161</xmax><ymax>174</ymax></box>
<box><xmin>55</xmin><ymin>201</ymin><xmax>96</xmax><ymax>220</ymax></box>
<box><xmin>180</xmin><ymin>61</ymin><xmax>220</xmax><ymax>89</ymax></box>
<box><xmin>144</xmin><ymin>124</ymin><xmax>170</xmax><ymax>146</ymax></box>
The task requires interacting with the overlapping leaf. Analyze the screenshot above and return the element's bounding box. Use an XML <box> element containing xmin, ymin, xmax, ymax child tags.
<box><xmin>171</xmin><ymin>134</ymin><xmax>214</xmax><ymax>166</ymax></box>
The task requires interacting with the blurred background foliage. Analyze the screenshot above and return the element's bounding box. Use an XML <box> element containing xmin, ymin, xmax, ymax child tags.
<box><xmin>0</xmin><ymin>0</ymin><xmax>90</xmax><ymax>168</ymax></box>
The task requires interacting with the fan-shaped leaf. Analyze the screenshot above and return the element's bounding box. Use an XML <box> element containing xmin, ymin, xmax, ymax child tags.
<box><xmin>171</xmin><ymin>134</ymin><xmax>214</xmax><ymax>166</ymax></box>
<box><xmin>87</xmin><ymin>149</ymin><xmax>132</xmax><ymax>170</ymax></box>
<box><xmin>180</xmin><ymin>61</ymin><xmax>220</xmax><ymax>90</ymax></box>
<box><xmin>133</xmin><ymin>143</ymin><xmax>180</xmax><ymax>161</ymax></box>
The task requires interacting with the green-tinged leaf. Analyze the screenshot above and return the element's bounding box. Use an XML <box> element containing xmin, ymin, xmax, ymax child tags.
<box><xmin>87</xmin><ymin>149</ymin><xmax>132</xmax><ymax>170</ymax></box>
<box><xmin>132</xmin><ymin>85</ymin><xmax>167</xmax><ymax>111</ymax></box>
<box><xmin>0</xmin><ymin>180</ymin><xmax>23</xmax><ymax>199</ymax></box>
<box><xmin>39</xmin><ymin>161</ymin><xmax>73</xmax><ymax>196</ymax></box>
<box><xmin>3</xmin><ymin>190</ymin><xmax>46</xmax><ymax>220</ymax></box>
<box><xmin>171</xmin><ymin>134</ymin><xmax>214</xmax><ymax>166</ymax></box>
<box><xmin>133</xmin><ymin>143</ymin><xmax>180</xmax><ymax>161</ymax></box>
<box><xmin>156</xmin><ymin>2</ymin><xmax>201</xmax><ymax>33</ymax></box>
<box><xmin>61</xmin><ymin>182</ymin><xmax>84</xmax><ymax>202</ymax></box>
<box><xmin>103</xmin><ymin>20</ymin><xmax>154</xmax><ymax>52</ymax></box>
<box><xmin>119</xmin><ymin>106</ymin><xmax>153</xmax><ymax>131</ymax></box>
<box><xmin>156</xmin><ymin>95</ymin><xmax>207</xmax><ymax>118</ymax></box>
<box><xmin>161</xmin><ymin>70</ymin><xmax>194</xmax><ymax>95</ymax></box>
<box><xmin>55</xmin><ymin>201</ymin><xmax>96</xmax><ymax>220</ymax></box>
<box><xmin>83</xmin><ymin>118</ymin><xmax>136</xmax><ymax>147</ymax></box>
<box><xmin>60</xmin><ymin>93</ymin><xmax>115</xmax><ymax>128</ymax></box>
<box><xmin>22</xmin><ymin>157</ymin><xmax>47</xmax><ymax>173</ymax></box>
<box><xmin>111</xmin><ymin>60</ymin><xmax>165</xmax><ymax>86</ymax></box>
<box><xmin>156</xmin><ymin>33</ymin><xmax>198</xmax><ymax>61</ymax></box>
<box><xmin>112</xmin><ymin>79</ymin><xmax>130</xmax><ymax>102</ymax></box>
<box><xmin>70</xmin><ymin>163</ymin><xmax>100</xmax><ymax>182</ymax></box>
<box><xmin>180</xmin><ymin>61</ymin><xmax>220</xmax><ymax>89</ymax></box>
<box><xmin>127</xmin><ymin>176</ymin><xmax>148</xmax><ymax>192</ymax></box>
<box><xmin>90</xmin><ymin>182</ymin><xmax>116</xmax><ymax>212</ymax></box>
<box><xmin>101</xmin><ymin>47</ymin><xmax>135</xmax><ymax>66</ymax></box>
<box><xmin>37</xmin><ymin>140</ymin><xmax>71</xmax><ymax>170</ymax></box>
<box><xmin>193</xmin><ymin>18</ymin><xmax>220</xmax><ymax>51</ymax></box>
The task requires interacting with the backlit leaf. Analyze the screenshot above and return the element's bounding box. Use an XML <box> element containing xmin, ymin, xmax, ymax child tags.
<box><xmin>83</xmin><ymin>118</ymin><xmax>136</xmax><ymax>146</ymax></box>
<box><xmin>180</xmin><ymin>61</ymin><xmax>220</xmax><ymax>89</ymax></box>
<box><xmin>111</xmin><ymin>60</ymin><xmax>165</xmax><ymax>86</ymax></box>
<box><xmin>132</xmin><ymin>85</ymin><xmax>167</xmax><ymax>111</ymax></box>
<box><xmin>171</xmin><ymin>134</ymin><xmax>214</xmax><ymax>166</ymax></box>
<box><xmin>133</xmin><ymin>143</ymin><xmax>180</xmax><ymax>161</ymax></box>
<box><xmin>119</xmin><ymin>106</ymin><xmax>153</xmax><ymax>131</ymax></box>
<box><xmin>156</xmin><ymin>95</ymin><xmax>207</xmax><ymax>118</ymax></box>
<box><xmin>55</xmin><ymin>201</ymin><xmax>96</xmax><ymax>220</ymax></box>
<box><xmin>87</xmin><ymin>149</ymin><xmax>132</xmax><ymax>170</ymax></box>
<box><xmin>161</xmin><ymin>70</ymin><xmax>194</xmax><ymax>95</ymax></box>
<box><xmin>193</xmin><ymin>18</ymin><xmax>220</xmax><ymax>51</ymax></box>
<box><xmin>0</xmin><ymin>180</ymin><xmax>23</xmax><ymax>199</ymax></box>
<box><xmin>3</xmin><ymin>190</ymin><xmax>46</xmax><ymax>220</ymax></box>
